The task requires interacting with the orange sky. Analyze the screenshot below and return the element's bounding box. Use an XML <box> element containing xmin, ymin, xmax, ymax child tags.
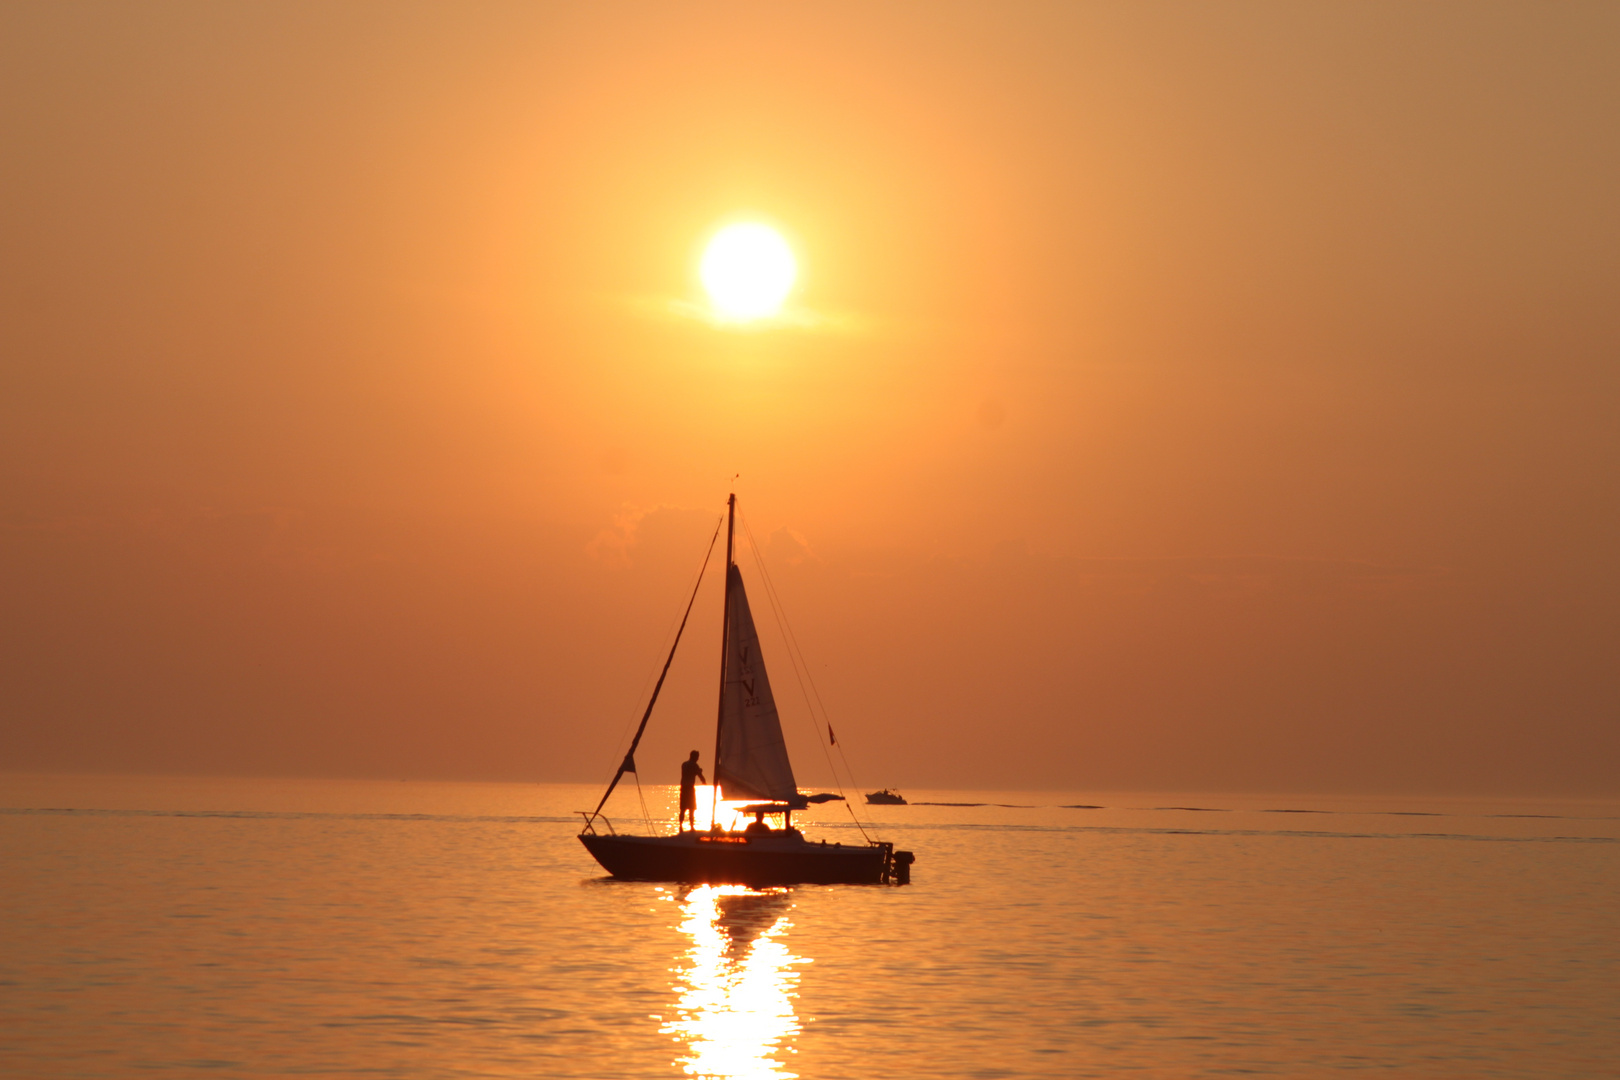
<box><xmin>2</xmin><ymin>3</ymin><xmax>1617</xmax><ymax>794</ymax></box>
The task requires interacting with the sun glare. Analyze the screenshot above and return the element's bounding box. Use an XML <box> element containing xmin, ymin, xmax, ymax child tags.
<box><xmin>700</xmin><ymin>223</ymin><xmax>797</xmax><ymax>321</ymax></box>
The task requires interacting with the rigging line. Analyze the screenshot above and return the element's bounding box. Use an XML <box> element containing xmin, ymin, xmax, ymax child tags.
<box><xmin>736</xmin><ymin>514</ymin><xmax>841</xmax><ymax>782</ymax></box>
<box><xmin>587</xmin><ymin>511</ymin><xmax>725</xmax><ymax>825</ymax></box>
<box><xmin>832</xmin><ymin>740</ymin><xmax>871</xmax><ymax>814</ymax></box>
<box><xmin>738</xmin><ymin>512</ymin><xmax>874</xmax><ymax>842</ymax></box>
<box><xmin>599</xmin><ymin>521</ymin><xmax>716</xmax><ymax>792</ymax></box>
<box><xmin>737</xmin><ymin>516</ymin><xmax>847</xmax><ymax>761</ymax></box>
<box><xmin>740</xmin><ymin>514</ymin><xmax>855</xmax><ymax>761</ymax></box>
<box><xmin>738</xmin><ymin>514</ymin><xmax>871</xmax><ymax>831</ymax></box>
<box><xmin>634</xmin><ymin>770</ymin><xmax>656</xmax><ymax>837</ymax></box>
<box><xmin>739</xmin><ymin>516</ymin><xmax>877</xmax><ymax>842</ymax></box>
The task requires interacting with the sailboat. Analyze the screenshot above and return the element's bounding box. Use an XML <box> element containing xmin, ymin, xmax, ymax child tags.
<box><xmin>578</xmin><ymin>494</ymin><xmax>915</xmax><ymax>886</ymax></box>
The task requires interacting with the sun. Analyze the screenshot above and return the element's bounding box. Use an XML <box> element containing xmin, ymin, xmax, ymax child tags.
<box><xmin>699</xmin><ymin>223</ymin><xmax>797</xmax><ymax>321</ymax></box>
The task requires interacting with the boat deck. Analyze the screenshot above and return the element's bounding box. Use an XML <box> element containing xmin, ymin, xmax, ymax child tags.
<box><xmin>580</xmin><ymin>830</ymin><xmax>894</xmax><ymax>885</ymax></box>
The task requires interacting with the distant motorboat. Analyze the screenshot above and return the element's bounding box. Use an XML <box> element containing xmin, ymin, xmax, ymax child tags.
<box><xmin>865</xmin><ymin>789</ymin><xmax>907</xmax><ymax>806</ymax></box>
<box><xmin>578</xmin><ymin>493</ymin><xmax>915</xmax><ymax>886</ymax></box>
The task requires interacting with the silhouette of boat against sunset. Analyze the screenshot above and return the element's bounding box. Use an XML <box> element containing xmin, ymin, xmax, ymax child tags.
<box><xmin>579</xmin><ymin>494</ymin><xmax>915</xmax><ymax>886</ymax></box>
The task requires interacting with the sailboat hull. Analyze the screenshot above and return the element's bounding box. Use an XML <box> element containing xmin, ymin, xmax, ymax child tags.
<box><xmin>580</xmin><ymin>832</ymin><xmax>891</xmax><ymax>886</ymax></box>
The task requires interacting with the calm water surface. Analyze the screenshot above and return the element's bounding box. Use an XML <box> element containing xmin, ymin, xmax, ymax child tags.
<box><xmin>2</xmin><ymin>775</ymin><xmax>1617</xmax><ymax>1078</ymax></box>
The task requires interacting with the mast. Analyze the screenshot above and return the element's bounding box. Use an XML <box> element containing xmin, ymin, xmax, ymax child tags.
<box><xmin>711</xmin><ymin>492</ymin><xmax>735</xmax><ymax>826</ymax></box>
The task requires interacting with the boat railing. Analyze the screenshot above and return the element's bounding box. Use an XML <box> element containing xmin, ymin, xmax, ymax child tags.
<box><xmin>576</xmin><ymin>811</ymin><xmax>616</xmax><ymax>836</ymax></box>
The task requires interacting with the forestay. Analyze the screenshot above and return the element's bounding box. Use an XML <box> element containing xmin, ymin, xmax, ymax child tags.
<box><xmin>715</xmin><ymin>564</ymin><xmax>799</xmax><ymax>803</ymax></box>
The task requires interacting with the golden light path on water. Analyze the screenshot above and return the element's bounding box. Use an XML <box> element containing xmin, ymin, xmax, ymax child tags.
<box><xmin>659</xmin><ymin>885</ymin><xmax>806</xmax><ymax>1079</ymax></box>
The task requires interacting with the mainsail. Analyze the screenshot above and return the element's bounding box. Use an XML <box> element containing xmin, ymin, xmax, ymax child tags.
<box><xmin>715</xmin><ymin>564</ymin><xmax>799</xmax><ymax>803</ymax></box>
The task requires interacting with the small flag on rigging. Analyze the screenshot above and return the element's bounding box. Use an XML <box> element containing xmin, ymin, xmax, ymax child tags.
<box><xmin>828</xmin><ymin>724</ymin><xmax>837</xmax><ymax>746</ymax></box>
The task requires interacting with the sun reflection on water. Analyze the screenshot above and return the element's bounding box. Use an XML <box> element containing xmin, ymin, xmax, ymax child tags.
<box><xmin>661</xmin><ymin>885</ymin><xmax>805</xmax><ymax>1079</ymax></box>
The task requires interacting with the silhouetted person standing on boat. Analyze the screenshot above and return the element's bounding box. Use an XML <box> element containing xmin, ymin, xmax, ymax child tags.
<box><xmin>679</xmin><ymin>751</ymin><xmax>706</xmax><ymax>831</ymax></box>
